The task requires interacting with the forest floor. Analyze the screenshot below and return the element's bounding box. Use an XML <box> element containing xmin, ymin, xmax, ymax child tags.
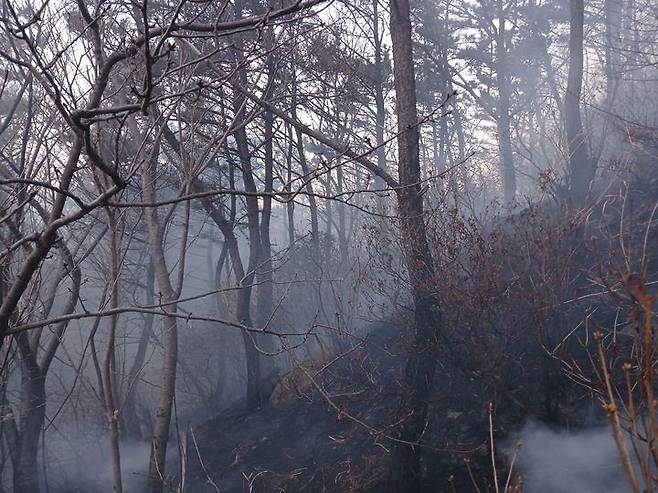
<box><xmin>188</xmin><ymin>324</ymin><xmax>513</xmax><ymax>492</ymax></box>
<box><xmin>187</xmin><ymin>156</ymin><xmax>658</xmax><ymax>492</ymax></box>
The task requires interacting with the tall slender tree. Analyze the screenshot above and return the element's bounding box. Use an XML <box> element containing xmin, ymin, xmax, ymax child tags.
<box><xmin>386</xmin><ymin>0</ymin><xmax>441</xmax><ymax>489</ymax></box>
<box><xmin>565</xmin><ymin>0</ymin><xmax>595</xmax><ymax>198</ymax></box>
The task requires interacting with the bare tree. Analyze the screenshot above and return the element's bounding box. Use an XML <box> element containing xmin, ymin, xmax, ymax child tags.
<box><xmin>385</xmin><ymin>0</ymin><xmax>440</xmax><ymax>489</ymax></box>
<box><xmin>565</xmin><ymin>0</ymin><xmax>595</xmax><ymax>198</ymax></box>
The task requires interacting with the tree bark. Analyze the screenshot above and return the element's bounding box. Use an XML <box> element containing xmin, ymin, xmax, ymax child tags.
<box><xmin>285</xmin><ymin>122</ymin><xmax>296</xmax><ymax>247</ymax></box>
<box><xmin>12</xmin><ymin>239</ymin><xmax>81</xmax><ymax>493</ymax></box>
<box><xmin>13</xmin><ymin>339</ymin><xmax>45</xmax><ymax>493</ymax></box>
<box><xmin>142</xmin><ymin>138</ymin><xmax>179</xmax><ymax>493</ymax></box>
<box><xmin>604</xmin><ymin>0</ymin><xmax>622</xmax><ymax>110</ymax></box>
<box><xmin>565</xmin><ymin>0</ymin><xmax>595</xmax><ymax>198</ymax></box>
<box><xmin>495</xmin><ymin>0</ymin><xmax>517</xmax><ymax>203</ymax></box>
<box><xmin>229</xmin><ymin>57</ymin><xmax>266</xmax><ymax>408</ymax></box>
<box><xmin>0</xmin><ymin>138</ymin><xmax>83</xmax><ymax>344</ymax></box>
<box><xmin>122</xmin><ymin>259</ymin><xmax>155</xmax><ymax>441</ymax></box>
<box><xmin>256</xmin><ymin>43</ymin><xmax>277</xmax><ymax>395</ymax></box>
<box><xmin>386</xmin><ymin>0</ymin><xmax>440</xmax><ymax>490</ymax></box>
<box><xmin>373</xmin><ymin>0</ymin><xmax>388</xmax><ymax>182</ymax></box>
<box><xmin>103</xmin><ymin>213</ymin><xmax>123</xmax><ymax>493</ymax></box>
<box><xmin>291</xmin><ymin>60</ymin><xmax>321</xmax><ymax>266</ymax></box>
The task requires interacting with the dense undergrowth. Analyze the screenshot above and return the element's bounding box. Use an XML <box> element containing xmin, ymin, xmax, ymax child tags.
<box><xmin>184</xmin><ymin>155</ymin><xmax>657</xmax><ymax>492</ymax></box>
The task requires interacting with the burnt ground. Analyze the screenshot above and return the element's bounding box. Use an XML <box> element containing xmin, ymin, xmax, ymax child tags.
<box><xmin>187</xmin><ymin>325</ymin><xmax>515</xmax><ymax>492</ymax></box>
<box><xmin>184</xmin><ymin>161</ymin><xmax>658</xmax><ymax>492</ymax></box>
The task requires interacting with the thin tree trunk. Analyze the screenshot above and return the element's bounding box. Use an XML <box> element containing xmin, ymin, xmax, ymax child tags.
<box><xmin>337</xmin><ymin>175</ymin><xmax>347</xmax><ymax>262</ymax></box>
<box><xmin>230</xmin><ymin>59</ymin><xmax>265</xmax><ymax>408</ymax></box>
<box><xmin>373</xmin><ymin>0</ymin><xmax>387</xmax><ymax>181</ymax></box>
<box><xmin>432</xmin><ymin>119</ymin><xmax>441</xmax><ymax>185</ymax></box>
<box><xmin>496</xmin><ymin>0</ymin><xmax>517</xmax><ymax>203</ymax></box>
<box><xmin>325</xmin><ymin>169</ymin><xmax>333</xmax><ymax>245</ymax></box>
<box><xmin>256</xmin><ymin>41</ymin><xmax>277</xmax><ymax>393</ymax></box>
<box><xmin>0</xmin><ymin>138</ymin><xmax>83</xmax><ymax>345</ymax></box>
<box><xmin>623</xmin><ymin>0</ymin><xmax>638</xmax><ymax>104</ymax></box>
<box><xmin>291</xmin><ymin>62</ymin><xmax>320</xmax><ymax>265</ymax></box>
<box><xmin>565</xmin><ymin>0</ymin><xmax>595</xmax><ymax>198</ymax></box>
<box><xmin>387</xmin><ymin>0</ymin><xmax>440</xmax><ymax>490</ymax></box>
<box><xmin>13</xmin><ymin>240</ymin><xmax>81</xmax><ymax>493</ymax></box>
<box><xmin>604</xmin><ymin>0</ymin><xmax>621</xmax><ymax>110</ymax></box>
<box><xmin>142</xmin><ymin>138</ymin><xmax>179</xmax><ymax>493</ymax></box>
<box><xmin>123</xmin><ymin>259</ymin><xmax>155</xmax><ymax>441</ymax></box>
<box><xmin>161</xmin><ymin>124</ymin><xmax>253</xmax><ymax>408</ymax></box>
<box><xmin>103</xmin><ymin>214</ymin><xmax>123</xmax><ymax>493</ymax></box>
<box><xmin>13</xmin><ymin>339</ymin><xmax>45</xmax><ymax>493</ymax></box>
<box><xmin>285</xmin><ymin>122</ymin><xmax>296</xmax><ymax>247</ymax></box>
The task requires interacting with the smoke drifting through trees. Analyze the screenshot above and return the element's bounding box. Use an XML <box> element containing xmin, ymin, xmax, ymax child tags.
<box><xmin>511</xmin><ymin>422</ymin><xmax>632</xmax><ymax>493</ymax></box>
<box><xmin>0</xmin><ymin>0</ymin><xmax>655</xmax><ymax>491</ymax></box>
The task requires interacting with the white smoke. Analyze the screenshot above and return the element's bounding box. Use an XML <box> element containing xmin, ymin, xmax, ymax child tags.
<box><xmin>510</xmin><ymin>421</ymin><xmax>632</xmax><ymax>493</ymax></box>
<box><xmin>43</xmin><ymin>427</ymin><xmax>150</xmax><ymax>492</ymax></box>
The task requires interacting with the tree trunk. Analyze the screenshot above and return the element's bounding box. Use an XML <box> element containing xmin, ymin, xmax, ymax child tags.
<box><xmin>291</xmin><ymin>62</ymin><xmax>321</xmax><ymax>266</ymax></box>
<box><xmin>336</xmin><ymin>167</ymin><xmax>348</xmax><ymax>263</ymax></box>
<box><xmin>256</xmin><ymin>46</ymin><xmax>277</xmax><ymax>395</ymax></box>
<box><xmin>496</xmin><ymin>0</ymin><xmax>517</xmax><ymax>203</ymax></box>
<box><xmin>387</xmin><ymin>0</ymin><xmax>440</xmax><ymax>490</ymax></box>
<box><xmin>285</xmin><ymin>122</ymin><xmax>296</xmax><ymax>247</ymax></box>
<box><xmin>565</xmin><ymin>0</ymin><xmax>595</xmax><ymax>198</ymax></box>
<box><xmin>12</xmin><ymin>344</ymin><xmax>45</xmax><ymax>493</ymax></box>
<box><xmin>231</xmin><ymin>61</ymin><xmax>265</xmax><ymax>408</ymax></box>
<box><xmin>142</xmin><ymin>139</ymin><xmax>179</xmax><ymax>493</ymax></box>
<box><xmin>103</xmin><ymin>214</ymin><xmax>123</xmax><ymax>493</ymax></box>
<box><xmin>0</xmin><ymin>138</ymin><xmax>83</xmax><ymax>345</ymax></box>
<box><xmin>604</xmin><ymin>0</ymin><xmax>622</xmax><ymax>110</ymax></box>
<box><xmin>11</xmin><ymin>237</ymin><xmax>81</xmax><ymax>493</ymax></box>
<box><xmin>123</xmin><ymin>259</ymin><xmax>155</xmax><ymax>440</ymax></box>
<box><xmin>233</xmin><ymin>130</ymin><xmax>262</xmax><ymax>410</ymax></box>
<box><xmin>373</xmin><ymin>0</ymin><xmax>387</xmax><ymax>181</ymax></box>
<box><xmin>161</xmin><ymin>123</ymin><xmax>260</xmax><ymax>408</ymax></box>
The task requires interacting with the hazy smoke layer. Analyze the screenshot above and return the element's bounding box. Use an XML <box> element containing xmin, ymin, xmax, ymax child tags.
<box><xmin>511</xmin><ymin>421</ymin><xmax>631</xmax><ymax>493</ymax></box>
<box><xmin>45</xmin><ymin>429</ymin><xmax>149</xmax><ymax>492</ymax></box>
